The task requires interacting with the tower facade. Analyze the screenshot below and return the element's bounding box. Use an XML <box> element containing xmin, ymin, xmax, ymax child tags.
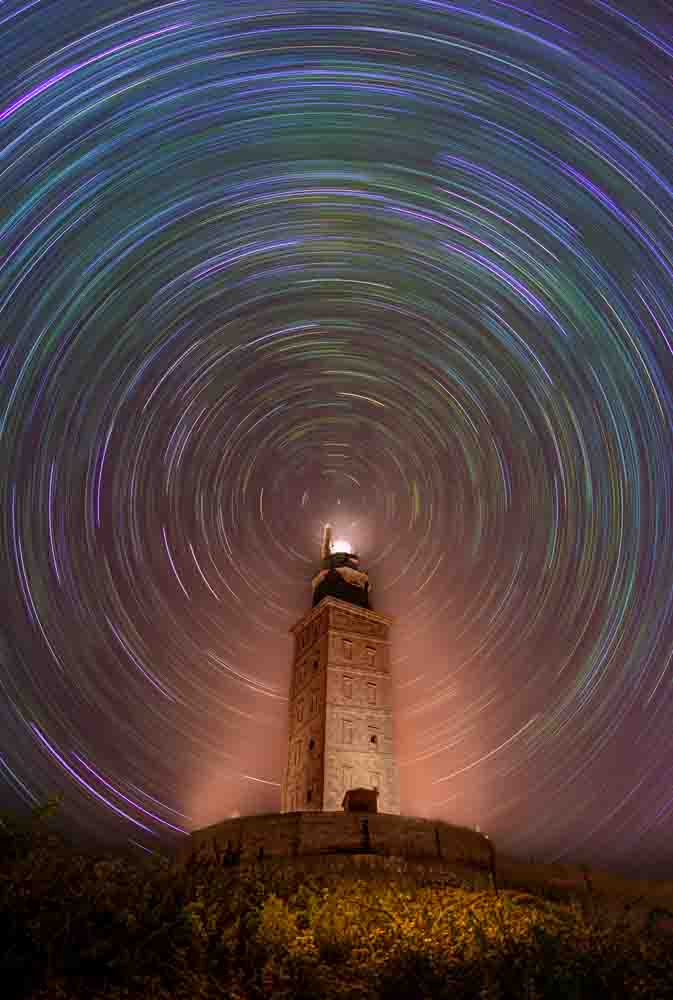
<box><xmin>281</xmin><ymin>528</ymin><xmax>400</xmax><ymax>814</ymax></box>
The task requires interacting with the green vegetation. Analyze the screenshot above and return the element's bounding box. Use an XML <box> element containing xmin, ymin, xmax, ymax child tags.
<box><xmin>2</xmin><ymin>805</ymin><xmax>673</xmax><ymax>998</ymax></box>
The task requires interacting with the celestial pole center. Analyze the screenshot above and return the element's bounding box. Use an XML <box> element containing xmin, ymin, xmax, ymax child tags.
<box><xmin>0</xmin><ymin>0</ymin><xmax>672</xmax><ymax>876</ymax></box>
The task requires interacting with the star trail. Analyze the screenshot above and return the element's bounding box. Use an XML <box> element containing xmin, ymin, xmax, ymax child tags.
<box><xmin>1</xmin><ymin>0</ymin><xmax>673</xmax><ymax>876</ymax></box>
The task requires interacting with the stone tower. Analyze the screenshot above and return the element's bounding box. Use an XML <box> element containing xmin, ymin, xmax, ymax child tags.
<box><xmin>281</xmin><ymin>527</ymin><xmax>400</xmax><ymax>814</ymax></box>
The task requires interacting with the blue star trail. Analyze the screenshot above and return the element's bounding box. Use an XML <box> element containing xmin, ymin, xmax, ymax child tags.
<box><xmin>1</xmin><ymin>0</ymin><xmax>672</xmax><ymax>875</ymax></box>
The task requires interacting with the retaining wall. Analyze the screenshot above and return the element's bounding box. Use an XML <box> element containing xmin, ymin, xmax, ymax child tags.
<box><xmin>184</xmin><ymin>811</ymin><xmax>493</xmax><ymax>877</ymax></box>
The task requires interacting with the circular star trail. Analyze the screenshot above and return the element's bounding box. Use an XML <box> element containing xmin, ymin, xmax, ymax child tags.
<box><xmin>1</xmin><ymin>0</ymin><xmax>673</xmax><ymax>874</ymax></box>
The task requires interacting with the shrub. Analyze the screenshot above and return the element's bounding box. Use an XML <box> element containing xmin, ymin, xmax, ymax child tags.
<box><xmin>2</xmin><ymin>805</ymin><xmax>673</xmax><ymax>998</ymax></box>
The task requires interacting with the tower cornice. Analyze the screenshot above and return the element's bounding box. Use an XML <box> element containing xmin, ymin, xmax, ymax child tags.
<box><xmin>290</xmin><ymin>595</ymin><xmax>393</xmax><ymax>635</ymax></box>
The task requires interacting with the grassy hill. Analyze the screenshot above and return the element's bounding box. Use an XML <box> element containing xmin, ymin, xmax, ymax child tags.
<box><xmin>497</xmin><ymin>854</ymin><xmax>673</xmax><ymax>933</ymax></box>
<box><xmin>2</xmin><ymin>805</ymin><xmax>673</xmax><ymax>999</ymax></box>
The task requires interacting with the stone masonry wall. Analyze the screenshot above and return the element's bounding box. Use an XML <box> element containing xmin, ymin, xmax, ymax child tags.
<box><xmin>282</xmin><ymin>596</ymin><xmax>400</xmax><ymax>814</ymax></box>
<box><xmin>186</xmin><ymin>811</ymin><xmax>493</xmax><ymax>876</ymax></box>
<box><xmin>283</xmin><ymin>604</ymin><xmax>329</xmax><ymax>812</ymax></box>
<box><xmin>322</xmin><ymin>600</ymin><xmax>400</xmax><ymax>813</ymax></box>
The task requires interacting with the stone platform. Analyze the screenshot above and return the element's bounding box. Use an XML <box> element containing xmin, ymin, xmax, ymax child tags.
<box><xmin>183</xmin><ymin>811</ymin><xmax>495</xmax><ymax>886</ymax></box>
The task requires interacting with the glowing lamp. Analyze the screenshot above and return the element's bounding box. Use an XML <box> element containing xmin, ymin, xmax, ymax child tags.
<box><xmin>331</xmin><ymin>538</ymin><xmax>352</xmax><ymax>554</ymax></box>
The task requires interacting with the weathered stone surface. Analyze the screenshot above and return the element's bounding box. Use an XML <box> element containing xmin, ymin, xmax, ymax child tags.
<box><xmin>282</xmin><ymin>596</ymin><xmax>400</xmax><ymax>815</ymax></box>
<box><xmin>184</xmin><ymin>810</ymin><xmax>493</xmax><ymax>876</ymax></box>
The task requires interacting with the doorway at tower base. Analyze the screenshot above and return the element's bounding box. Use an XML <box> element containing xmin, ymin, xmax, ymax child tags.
<box><xmin>342</xmin><ymin>787</ymin><xmax>378</xmax><ymax>813</ymax></box>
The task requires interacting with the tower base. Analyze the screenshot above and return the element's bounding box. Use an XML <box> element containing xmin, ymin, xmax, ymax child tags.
<box><xmin>181</xmin><ymin>810</ymin><xmax>494</xmax><ymax>888</ymax></box>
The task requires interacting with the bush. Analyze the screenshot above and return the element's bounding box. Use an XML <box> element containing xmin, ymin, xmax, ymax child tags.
<box><xmin>1</xmin><ymin>805</ymin><xmax>673</xmax><ymax>998</ymax></box>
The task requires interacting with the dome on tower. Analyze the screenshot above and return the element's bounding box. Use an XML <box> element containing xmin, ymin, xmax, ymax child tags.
<box><xmin>312</xmin><ymin>524</ymin><xmax>371</xmax><ymax>609</ymax></box>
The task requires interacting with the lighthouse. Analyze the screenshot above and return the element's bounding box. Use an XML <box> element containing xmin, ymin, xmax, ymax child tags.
<box><xmin>281</xmin><ymin>526</ymin><xmax>400</xmax><ymax>814</ymax></box>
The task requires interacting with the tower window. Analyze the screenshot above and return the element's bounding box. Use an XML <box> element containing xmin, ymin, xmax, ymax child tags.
<box><xmin>343</xmin><ymin>639</ymin><xmax>353</xmax><ymax>660</ymax></box>
<box><xmin>343</xmin><ymin>719</ymin><xmax>354</xmax><ymax>744</ymax></box>
<box><xmin>370</xmin><ymin>734</ymin><xmax>378</xmax><ymax>746</ymax></box>
<box><xmin>342</xmin><ymin>674</ymin><xmax>353</xmax><ymax>698</ymax></box>
<box><xmin>307</xmin><ymin>788</ymin><xmax>312</xmax><ymax>803</ymax></box>
<box><xmin>367</xmin><ymin>682</ymin><xmax>377</xmax><ymax>705</ymax></box>
<box><xmin>366</xmin><ymin>647</ymin><xmax>376</xmax><ymax>667</ymax></box>
<box><xmin>296</xmin><ymin>699</ymin><xmax>304</xmax><ymax>722</ymax></box>
<box><xmin>313</xmin><ymin>658</ymin><xmax>319</xmax><ymax>670</ymax></box>
<box><xmin>308</xmin><ymin>738</ymin><xmax>315</xmax><ymax>751</ymax></box>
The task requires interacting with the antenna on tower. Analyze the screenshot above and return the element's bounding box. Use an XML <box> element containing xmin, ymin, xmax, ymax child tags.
<box><xmin>321</xmin><ymin>523</ymin><xmax>332</xmax><ymax>561</ymax></box>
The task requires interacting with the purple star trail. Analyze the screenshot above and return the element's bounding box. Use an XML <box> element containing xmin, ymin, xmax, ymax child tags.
<box><xmin>1</xmin><ymin>0</ymin><xmax>673</xmax><ymax>876</ymax></box>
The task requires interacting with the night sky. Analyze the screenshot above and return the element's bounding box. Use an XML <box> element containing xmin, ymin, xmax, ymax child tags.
<box><xmin>1</xmin><ymin>0</ymin><xmax>673</xmax><ymax>877</ymax></box>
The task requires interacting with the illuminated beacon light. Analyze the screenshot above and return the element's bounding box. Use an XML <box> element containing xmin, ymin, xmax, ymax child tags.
<box><xmin>330</xmin><ymin>538</ymin><xmax>352</xmax><ymax>554</ymax></box>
